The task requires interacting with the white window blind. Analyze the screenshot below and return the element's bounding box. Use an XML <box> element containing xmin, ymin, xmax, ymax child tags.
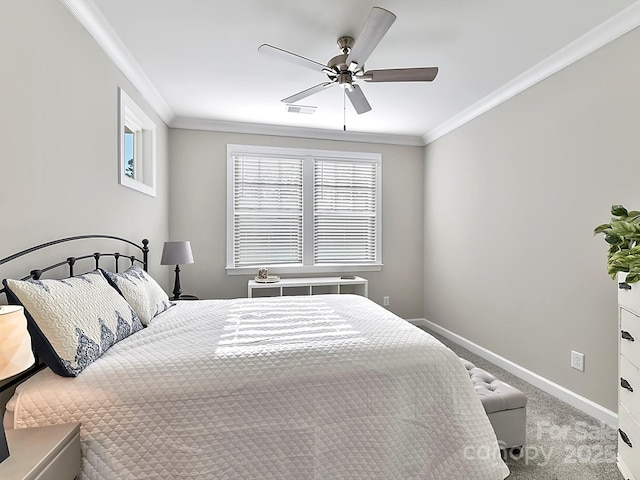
<box><xmin>314</xmin><ymin>159</ymin><xmax>378</xmax><ymax>264</ymax></box>
<box><xmin>227</xmin><ymin>145</ymin><xmax>381</xmax><ymax>274</ymax></box>
<box><xmin>232</xmin><ymin>155</ymin><xmax>303</xmax><ymax>266</ymax></box>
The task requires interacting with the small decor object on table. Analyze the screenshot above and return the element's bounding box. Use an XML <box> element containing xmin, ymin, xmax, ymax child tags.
<box><xmin>255</xmin><ymin>267</ymin><xmax>280</xmax><ymax>283</ymax></box>
<box><xmin>255</xmin><ymin>267</ymin><xmax>279</xmax><ymax>283</ymax></box>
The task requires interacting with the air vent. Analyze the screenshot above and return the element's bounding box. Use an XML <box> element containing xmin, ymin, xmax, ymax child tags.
<box><xmin>286</xmin><ymin>104</ymin><xmax>317</xmax><ymax>114</ymax></box>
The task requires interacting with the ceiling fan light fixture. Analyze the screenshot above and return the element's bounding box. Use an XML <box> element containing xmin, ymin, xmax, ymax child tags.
<box><xmin>286</xmin><ymin>104</ymin><xmax>317</xmax><ymax>114</ymax></box>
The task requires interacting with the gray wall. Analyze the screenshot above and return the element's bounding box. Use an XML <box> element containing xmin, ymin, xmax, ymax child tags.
<box><xmin>168</xmin><ymin>129</ymin><xmax>424</xmax><ymax>319</ymax></box>
<box><xmin>423</xmin><ymin>26</ymin><xmax>640</xmax><ymax>410</ymax></box>
<box><xmin>0</xmin><ymin>0</ymin><xmax>170</xmax><ymax>285</ymax></box>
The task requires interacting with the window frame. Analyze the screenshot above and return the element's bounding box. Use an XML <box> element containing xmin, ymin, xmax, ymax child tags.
<box><xmin>226</xmin><ymin>144</ymin><xmax>382</xmax><ymax>275</ymax></box>
<box><xmin>118</xmin><ymin>88</ymin><xmax>156</xmax><ymax>197</ymax></box>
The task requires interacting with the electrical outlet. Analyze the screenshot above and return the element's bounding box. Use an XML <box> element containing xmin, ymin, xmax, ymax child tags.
<box><xmin>383</xmin><ymin>296</ymin><xmax>390</xmax><ymax>307</ymax></box>
<box><xmin>571</xmin><ymin>351</ymin><xmax>584</xmax><ymax>371</ymax></box>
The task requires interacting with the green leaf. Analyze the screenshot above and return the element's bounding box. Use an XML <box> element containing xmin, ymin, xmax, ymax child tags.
<box><xmin>609</xmin><ymin>264</ymin><xmax>629</xmax><ymax>276</ymax></box>
<box><xmin>594</xmin><ymin>223</ymin><xmax>611</xmax><ymax>234</ymax></box>
<box><xmin>610</xmin><ymin>221</ymin><xmax>639</xmax><ymax>236</ymax></box>
<box><xmin>612</xmin><ymin>205</ymin><xmax>628</xmax><ymax>217</ymax></box>
<box><xmin>605</xmin><ymin>234</ymin><xmax>623</xmax><ymax>245</ymax></box>
<box><xmin>626</xmin><ymin>273</ymin><xmax>640</xmax><ymax>284</ymax></box>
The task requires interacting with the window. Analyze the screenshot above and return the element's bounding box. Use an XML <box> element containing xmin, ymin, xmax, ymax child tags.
<box><xmin>124</xmin><ymin>126</ymin><xmax>135</xmax><ymax>179</ymax></box>
<box><xmin>227</xmin><ymin>145</ymin><xmax>382</xmax><ymax>274</ymax></box>
<box><xmin>118</xmin><ymin>88</ymin><xmax>156</xmax><ymax>196</ymax></box>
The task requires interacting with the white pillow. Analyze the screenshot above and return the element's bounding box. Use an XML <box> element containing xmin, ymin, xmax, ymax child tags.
<box><xmin>4</xmin><ymin>270</ymin><xmax>143</xmax><ymax>377</ymax></box>
<box><xmin>102</xmin><ymin>265</ymin><xmax>172</xmax><ymax>326</ymax></box>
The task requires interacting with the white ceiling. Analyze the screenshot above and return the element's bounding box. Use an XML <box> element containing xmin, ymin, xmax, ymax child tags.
<box><xmin>73</xmin><ymin>0</ymin><xmax>639</xmax><ymax>144</ymax></box>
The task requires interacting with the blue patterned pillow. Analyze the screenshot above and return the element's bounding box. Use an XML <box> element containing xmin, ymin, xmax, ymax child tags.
<box><xmin>3</xmin><ymin>270</ymin><xmax>143</xmax><ymax>377</ymax></box>
<box><xmin>102</xmin><ymin>265</ymin><xmax>172</xmax><ymax>326</ymax></box>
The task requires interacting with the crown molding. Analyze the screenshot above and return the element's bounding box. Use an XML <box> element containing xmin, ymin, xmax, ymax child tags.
<box><xmin>423</xmin><ymin>1</ymin><xmax>640</xmax><ymax>145</ymax></box>
<box><xmin>171</xmin><ymin>117</ymin><xmax>425</xmax><ymax>146</ymax></box>
<box><xmin>60</xmin><ymin>0</ymin><xmax>174</xmax><ymax>125</ymax></box>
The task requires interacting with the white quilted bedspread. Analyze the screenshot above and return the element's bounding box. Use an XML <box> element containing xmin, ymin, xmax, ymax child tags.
<box><xmin>8</xmin><ymin>295</ymin><xmax>509</xmax><ymax>479</ymax></box>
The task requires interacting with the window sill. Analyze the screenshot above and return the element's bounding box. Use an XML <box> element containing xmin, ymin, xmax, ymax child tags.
<box><xmin>226</xmin><ymin>264</ymin><xmax>383</xmax><ymax>276</ymax></box>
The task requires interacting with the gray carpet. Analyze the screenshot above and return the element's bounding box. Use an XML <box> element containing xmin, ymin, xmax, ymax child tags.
<box><xmin>418</xmin><ymin>327</ymin><xmax>623</xmax><ymax>480</ymax></box>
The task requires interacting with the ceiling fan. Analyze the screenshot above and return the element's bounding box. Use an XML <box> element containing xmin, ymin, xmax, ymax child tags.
<box><xmin>258</xmin><ymin>6</ymin><xmax>439</xmax><ymax>115</ymax></box>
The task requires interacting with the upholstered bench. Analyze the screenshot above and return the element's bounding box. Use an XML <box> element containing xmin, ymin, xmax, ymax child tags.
<box><xmin>461</xmin><ymin>358</ymin><xmax>527</xmax><ymax>451</ymax></box>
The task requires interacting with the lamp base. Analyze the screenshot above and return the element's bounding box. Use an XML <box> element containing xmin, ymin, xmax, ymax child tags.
<box><xmin>172</xmin><ymin>265</ymin><xmax>182</xmax><ymax>300</ymax></box>
<box><xmin>0</xmin><ymin>423</ymin><xmax>9</xmax><ymax>463</ymax></box>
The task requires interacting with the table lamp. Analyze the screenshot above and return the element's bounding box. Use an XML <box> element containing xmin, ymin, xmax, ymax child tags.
<box><xmin>0</xmin><ymin>305</ymin><xmax>35</xmax><ymax>463</ymax></box>
<box><xmin>160</xmin><ymin>241</ymin><xmax>194</xmax><ymax>300</ymax></box>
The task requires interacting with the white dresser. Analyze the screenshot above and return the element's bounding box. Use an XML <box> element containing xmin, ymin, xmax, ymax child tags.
<box><xmin>617</xmin><ymin>276</ymin><xmax>640</xmax><ymax>480</ymax></box>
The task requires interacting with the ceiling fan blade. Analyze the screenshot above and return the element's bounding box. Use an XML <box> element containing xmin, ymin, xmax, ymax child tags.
<box><xmin>363</xmin><ymin>67</ymin><xmax>439</xmax><ymax>82</ymax></box>
<box><xmin>345</xmin><ymin>85</ymin><xmax>371</xmax><ymax>114</ymax></box>
<box><xmin>281</xmin><ymin>82</ymin><xmax>334</xmax><ymax>103</ymax></box>
<box><xmin>345</xmin><ymin>7</ymin><xmax>396</xmax><ymax>68</ymax></box>
<box><xmin>258</xmin><ymin>44</ymin><xmax>334</xmax><ymax>75</ymax></box>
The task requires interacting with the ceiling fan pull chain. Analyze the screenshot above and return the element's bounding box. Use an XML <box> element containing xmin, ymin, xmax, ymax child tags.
<box><xmin>343</xmin><ymin>89</ymin><xmax>347</xmax><ymax>131</ymax></box>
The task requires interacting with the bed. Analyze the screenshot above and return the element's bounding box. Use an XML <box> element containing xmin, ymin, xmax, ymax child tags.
<box><xmin>0</xmin><ymin>236</ymin><xmax>509</xmax><ymax>479</ymax></box>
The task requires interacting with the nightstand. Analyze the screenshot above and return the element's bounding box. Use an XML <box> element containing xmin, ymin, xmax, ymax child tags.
<box><xmin>0</xmin><ymin>423</ymin><xmax>80</xmax><ymax>480</ymax></box>
<box><xmin>172</xmin><ymin>294</ymin><xmax>199</xmax><ymax>301</ymax></box>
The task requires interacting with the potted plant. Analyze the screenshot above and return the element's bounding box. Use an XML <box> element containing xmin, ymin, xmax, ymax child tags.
<box><xmin>594</xmin><ymin>205</ymin><xmax>640</xmax><ymax>284</ymax></box>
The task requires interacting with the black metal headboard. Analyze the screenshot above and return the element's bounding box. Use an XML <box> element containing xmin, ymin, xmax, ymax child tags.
<box><xmin>0</xmin><ymin>234</ymin><xmax>149</xmax><ymax>392</ymax></box>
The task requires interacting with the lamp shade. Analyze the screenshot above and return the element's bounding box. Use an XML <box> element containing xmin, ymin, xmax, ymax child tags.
<box><xmin>160</xmin><ymin>241</ymin><xmax>194</xmax><ymax>265</ymax></box>
<box><xmin>0</xmin><ymin>305</ymin><xmax>35</xmax><ymax>380</ymax></box>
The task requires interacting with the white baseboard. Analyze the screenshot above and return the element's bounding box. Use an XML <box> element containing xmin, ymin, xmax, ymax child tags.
<box><xmin>617</xmin><ymin>454</ymin><xmax>635</xmax><ymax>480</ymax></box>
<box><xmin>407</xmin><ymin>318</ymin><xmax>618</xmax><ymax>427</ymax></box>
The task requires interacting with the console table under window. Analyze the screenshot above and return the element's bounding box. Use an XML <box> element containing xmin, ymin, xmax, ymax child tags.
<box><xmin>248</xmin><ymin>276</ymin><xmax>368</xmax><ymax>298</ymax></box>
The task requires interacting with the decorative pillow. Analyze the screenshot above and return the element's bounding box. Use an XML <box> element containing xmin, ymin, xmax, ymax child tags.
<box><xmin>3</xmin><ymin>270</ymin><xmax>143</xmax><ymax>377</ymax></box>
<box><xmin>101</xmin><ymin>264</ymin><xmax>172</xmax><ymax>326</ymax></box>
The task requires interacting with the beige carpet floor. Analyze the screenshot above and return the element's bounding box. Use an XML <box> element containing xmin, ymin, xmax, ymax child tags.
<box><xmin>419</xmin><ymin>327</ymin><xmax>624</xmax><ymax>480</ymax></box>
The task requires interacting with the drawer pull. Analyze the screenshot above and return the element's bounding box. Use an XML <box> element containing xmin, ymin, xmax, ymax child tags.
<box><xmin>621</xmin><ymin>377</ymin><xmax>634</xmax><ymax>392</ymax></box>
<box><xmin>619</xmin><ymin>282</ymin><xmax>632</xmax><ymax>290</ymax></box>
<box><xmin>619</xmin><ymin>428</ymin><xmax>633</xmax><ymax>448</ymax></box>
<box><xmin>622</xmin><ymin>330</ymin><xmax>635</xmax><ymax>342</ymax></box>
